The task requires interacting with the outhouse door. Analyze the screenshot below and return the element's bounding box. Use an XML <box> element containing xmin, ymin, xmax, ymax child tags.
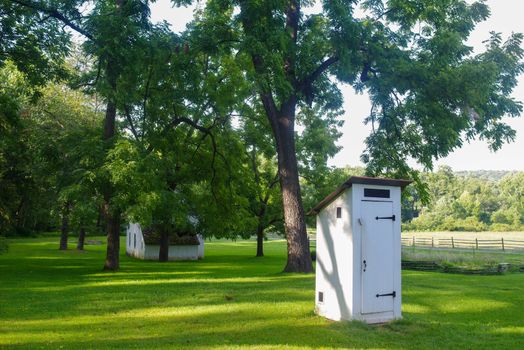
<box><xmin>361</xmin><ymin>200</ymin><xmax>395</xmax><ymax>314</ymax></box>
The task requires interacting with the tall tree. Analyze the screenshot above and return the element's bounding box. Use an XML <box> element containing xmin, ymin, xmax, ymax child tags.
<box><xmin>240</xmin><ymin>113</ymin><xmax>283</xmax><ymax>257</ymax></box>
<box><xmin>197</xmin><ymin>0</ymin><xmax>523</xmax><ymax>272</ymax></box>
<box><xmin>0</xmin><ymin>0</ymin><xmax>69</xmax><ymax>86</ymax></box>
<box><xmin>0</xmin><ymin>62</ymin><xmax>38</xmax><ymax>235</ymax></box>
<box><xmin>24</xmin><ymin>82</ymin><xmax>103</xmax><ymax>246</ymax></box>
<box><xmin>5</xmin><ymin>0</ymin><xmax>157</xmax><ymax>269</ymax></box>
<box><xmin>81</xmin><ymin>0</ymin><xmax>151</xmax><ymax>270</ymax></box>
<box><xmin>106</xmin><ymin>23</ymin><xmax>251</xmax><ymax>261</ymax></box>
<box><xmin>238</xmin><ymin>100</ymin><xmax>343</xmax><ymax>257</ymax></box>
<box><xmin>0</xmin><ymin>62</ymin><xmax>102</xmax><ymax>237</ymax></box>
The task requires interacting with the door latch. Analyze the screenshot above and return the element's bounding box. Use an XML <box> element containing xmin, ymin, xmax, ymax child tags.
<box><xmin>376</xmin><ymin>291</ymin><xmax>396</xmax><ymax>298</ymax></box>
<box><xmin>375</xmin><ymin>215</ymin><xmax>395</xmax><ymax>221</ymax></box>
<box><xmin>363</xmin><ymin>260</ymin><xmax>367</xmax><ymax>272</ymax></box>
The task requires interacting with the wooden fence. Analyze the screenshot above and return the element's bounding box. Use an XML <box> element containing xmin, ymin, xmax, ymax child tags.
<box><xmin>401</xmin><ymin>236</ymin><xmax>524</xmax><ymax>252</ymax></box>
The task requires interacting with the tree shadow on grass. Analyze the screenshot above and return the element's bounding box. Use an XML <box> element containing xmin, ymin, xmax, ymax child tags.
<box><xmin>2</xmin><ymin>299</ymin><xmax>522</xmax><ymax>350</ymax></box>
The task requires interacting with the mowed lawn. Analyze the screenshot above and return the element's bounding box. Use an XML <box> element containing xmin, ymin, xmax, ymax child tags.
<box><xmin>1</xmin><ymin>238</ymin><xmax>523</xmax><ymax>349</ymax></box>
<box><xmin>402</xmin><ymin>231</ymin><xmax>524</xmax><ymax>241</ymax></box>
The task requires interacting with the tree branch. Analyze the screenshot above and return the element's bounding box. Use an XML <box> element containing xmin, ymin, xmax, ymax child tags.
<box><xmin>250</xmin><ymin>54</ymin><xmax>280</xmax><ymax>133</ymax></box>
<box><xmin>123</xmin><ymin>105</ymin><xmax>140</xmax><ymax>141</ymax></box>
<box><xmin>9</xmin><ymin>0</ymin><xmax>94</xmax><ymax>41</ymax></box>
<box><xmin>261</xmin><ymin>173</ymin><xmax>279</xmax><ymax>204</ymax></box>
<box><xmin>300</xmin><ymin>56</ymin><xmax>339</xmax><ymax>105</ymax></box>
<box><xmin>303</xmin><ymin>56</ymin><xmax>339</xmax><ymax>87</ymax></box>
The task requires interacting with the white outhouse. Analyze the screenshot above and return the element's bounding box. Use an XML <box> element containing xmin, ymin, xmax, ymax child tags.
<box><xmin>309</xmin><ymin>176</ymin><xmax>411</xmax><ymax>324</ymax></box>
<box><xmin>126</xmin><ymin>223</ymin><xmax>204</xmax><ymax>261</ymax></box>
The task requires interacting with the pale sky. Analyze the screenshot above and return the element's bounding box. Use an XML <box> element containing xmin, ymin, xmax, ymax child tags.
<box><xmin>150</xmin><ymin>0</ymin><xmax>524</xmax><ymax>171</ymax></box>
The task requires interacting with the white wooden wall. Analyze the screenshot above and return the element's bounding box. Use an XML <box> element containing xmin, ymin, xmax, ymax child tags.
<box><xmin>315</xmin><ymin>184</ymin><xmax>402</xmax><ymax>324</ymax></box>
<box><xmin>126</xmin><ymin>223</ymin><xmax>204</xmax><ymax>261</ymax></box>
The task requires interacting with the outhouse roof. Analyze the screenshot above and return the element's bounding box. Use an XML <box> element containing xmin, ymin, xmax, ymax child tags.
<box><xmin>307</xmin><ymin>176</ymin><xmax>412</xmax><ymax>216</ymax></box>
<box><xmin>142</xmin><ymin>227</ymin><xmax>200</xmax><ymax>246</ymax></box>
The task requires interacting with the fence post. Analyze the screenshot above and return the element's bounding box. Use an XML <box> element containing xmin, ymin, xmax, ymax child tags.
<box><xmin>502</xmin><ymin>238</ymin><xmax>505</xmax><ymax>252</ymax></box>
<box><xmin>432</xmin><ymin>237</ymin><xmax>434</xmax><ymax>248</ymax></box>
<box><xmin>475</xmin><ymin>238</ymin><xmax>478</xmax><ymax>250</ymax></box>
<box><xmin>413</xmin><ymin>236</ymin><xmax>415</xmax><ymax>247</ymax></box>
<box><xmin>451</xmin><ymin>237</ymin><xmax>455</xmax><ymax>249</ymax></box>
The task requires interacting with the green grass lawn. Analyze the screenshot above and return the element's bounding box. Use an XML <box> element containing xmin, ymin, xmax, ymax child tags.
<box><xmin>402</xmin><ymin>247</ymin><xmax>524</xmax><ymax>266</ymax></box>
<box><xmin>1</xmin><ymin>237</ymin><xmax>523</xmax><ymax>349</ymax></box>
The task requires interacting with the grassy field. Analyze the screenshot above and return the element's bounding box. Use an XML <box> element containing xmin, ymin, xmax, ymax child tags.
<box><xmin>402</xmin><ymin>231</ymin><xmax>524</xmax><ymax>241</ymax></box>
<box><xmin>402</xmin><ymin>248</ymin><xmax>524</xmax><ymax>265</ymax></box>
<box><xmin>1</xmin><ymin>237</ymin><xmax>523</xmax><ymax>349</ymax></box>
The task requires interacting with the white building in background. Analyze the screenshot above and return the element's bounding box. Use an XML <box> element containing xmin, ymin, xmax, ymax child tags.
<box><xmin>126</xmin><ymin>223</ymin><xmax>204</xmax><ymax>261</ymax></box>
<box><xmin>309</xmin><ymin>176</ymin><xmax>411</xmax><ymax>324</ymax></box>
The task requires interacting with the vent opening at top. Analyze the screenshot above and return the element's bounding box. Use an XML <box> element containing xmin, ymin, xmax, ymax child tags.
<box><xmin>336</xmin><ymin>207</ymin><xmax>342</xmax><ymax>218</ymax></box>
<box><xmin>364</xmin><ymin>188</ymin><xmax>390</xmax><ymax>198</ymax></box>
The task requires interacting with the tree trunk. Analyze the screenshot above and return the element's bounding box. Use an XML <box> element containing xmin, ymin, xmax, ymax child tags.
<box><xmin>103</xmin><ymin>97</ymin><xmax>120</xmax><ymax>271</ymax></box>
<box><xmin>77</xmin><ymin>226</ymin><xmax>86</xmax><ymax>250</ymax></box>
<box><xmin>59</xmin><ymin>203</ymin><xmax>70</xmax><ymax>250</ymax></box>
<box><xmin>274</xmin><ymin>99</ymin><xmax>313</xmax><ymax>273</ymax></box>
<box><xmin>103</xmin><ymin>100</ymin><xmax>117</xmax><ymax>140</ymax></box>
<box><xmin>101</xmin><ymin>67</ymin><xmax>120</xmax><ymax>270</ymax></box>
<box><xmin>256</xmin><ymin>223</ymin><xmax>264</xmax><ymax>257</ymax></box>
<box><xmin>96</xmin><ymin>205</ymin><xmax>103</xmax><ymax>232</ymax></box>
<box><xmin>240</xmin><ymin>1</ymin><xmax>311</xmax><ymax>272</ymax></box>
<box><xmin>103</xmin><ymin>203</ymin><xmax>120</xmax><ymax>271</ymax></box>
<box><xmin>159</xmin><ymin>230</ymin><xmax>169</xmax><ymax>262</ymax></box>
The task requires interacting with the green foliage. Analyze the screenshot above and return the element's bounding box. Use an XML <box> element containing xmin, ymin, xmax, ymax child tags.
<box><xmin>236</xmin><ymin>90</ymin><xmax>346</xmax><ymax>240</ymax></box>
<box><xmin>355</xmin><ymin>1</ymin><xmax>523</xmax><ymax>192</ymax></box>
<box><xmin>302</xmin><ymin>166</ymin><xmax>366</xmax><ymax>226</ymax></box>
<box><xmin>0</xmin><ymin>0</ymin><xmax>71</xmax><ymax>86</ymax></box>
<box><xmin>403</xmin><ymin>167</ymin><xmax>524</xmax><ymax>232</ymax></box>
<box><xmin>100</xmin><ymin>22</ymin><xmax>256</xmax><ymax>241</ymax></box>
<box><xmin>0</xmin><ymin>62</ymin><xmax>103</xmax><ymax>236</ymax></box>
<box><xmin>235</xmin><ymin>102</ymin><xmax>284</xmax><ymax>240</ymax></box>
<box><xmin>0</xmin><ymin>62</ymin><xmax>32</xmax><ymax>234</ymax></box>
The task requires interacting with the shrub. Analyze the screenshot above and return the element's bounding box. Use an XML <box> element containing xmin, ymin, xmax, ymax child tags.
<box><xmin>490</xmin><ymin>223</ymin><xmax>515</xmax><ymax>232</ymax></box>
<box><xmin>441</xmin><ymin>216</ymin><xmax>487</xmax><ymax>232</ymax></box>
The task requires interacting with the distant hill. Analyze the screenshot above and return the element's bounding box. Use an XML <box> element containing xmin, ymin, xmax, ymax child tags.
<box><xmin>454</xmin><ymin>170</ymin><xmax>521</xmax><ymax>182</ymax></box>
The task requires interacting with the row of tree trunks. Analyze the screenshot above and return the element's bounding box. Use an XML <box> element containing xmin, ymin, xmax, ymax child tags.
<box><xmin>59</xmin><ymin>203</ymin><xmax>88</xmax><ymax>251</ymax></box>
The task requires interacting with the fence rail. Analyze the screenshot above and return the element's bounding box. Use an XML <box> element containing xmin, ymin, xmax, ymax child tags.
<box><xmin>401</xmin><ymin>236</ymin><xmax>524</xmax><ymax>252</ymax></box>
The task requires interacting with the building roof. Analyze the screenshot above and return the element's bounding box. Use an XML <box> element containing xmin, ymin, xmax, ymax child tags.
<box><xmin>307</xmin><ymin>176</ymin><xmax>412</xmax><ymax>216</ymax></box>
<box><xmin>142</xmin><ymin>228</ymin><xmax>200</xmax><ymax>246</ymax></box>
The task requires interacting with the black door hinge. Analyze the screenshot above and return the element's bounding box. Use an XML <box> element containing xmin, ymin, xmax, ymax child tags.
<box><xmin>376</xmin><ymin>291</ymin><xmax>396</xmax><ymax>298</ymax></box>
<box><xmin>375</xmin><ymin>215</ymin><xmax>395</xmax><ymax>221</ymax></box>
